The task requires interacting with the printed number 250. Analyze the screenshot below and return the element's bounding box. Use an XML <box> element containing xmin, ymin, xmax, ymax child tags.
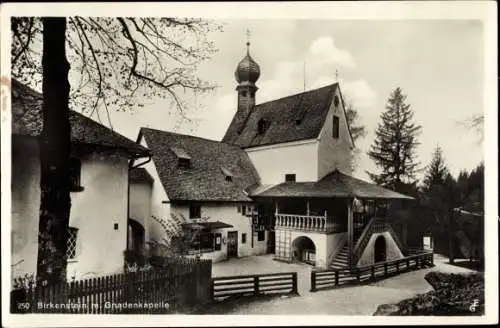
<box><xmin>17</xmin><ymin>302</ymin><xmax>30</xmax><ymax>310</ymax></box>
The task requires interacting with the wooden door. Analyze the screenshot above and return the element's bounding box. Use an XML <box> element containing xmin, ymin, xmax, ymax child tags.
<box><xmin>227</xmin><ymin>231</ymin><xmax>238</xmax><ymax>258</ymax></box>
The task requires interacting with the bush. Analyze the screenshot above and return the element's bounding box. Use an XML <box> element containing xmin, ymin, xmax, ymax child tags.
<box><xmin>373</xmin><ymin>272</ymin><xmax>484</xmax><ymax>316</ymax></box>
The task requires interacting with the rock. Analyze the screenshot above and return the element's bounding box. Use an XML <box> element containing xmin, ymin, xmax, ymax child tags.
<box><xmin>373</xmin><ymin>304</ymin><xmax>401</xmax><ymax>316</ymax></box>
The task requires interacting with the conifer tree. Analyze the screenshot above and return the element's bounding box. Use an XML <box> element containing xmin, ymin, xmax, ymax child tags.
<box><xmin>367</xmin><ymin>87</ymin><xmax>422</xmax><ymax>192</ymax></box>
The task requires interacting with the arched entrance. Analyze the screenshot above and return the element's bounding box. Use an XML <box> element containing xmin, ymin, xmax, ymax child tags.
<box><xmin>374</xmin><ymin>235</ymin><xmax>387</xmax><ymax>262</ymax></box>
<box><xmin>291</xmin><ymin>236</ymin><xmax>316</xmax><ymax>265</ymax></box>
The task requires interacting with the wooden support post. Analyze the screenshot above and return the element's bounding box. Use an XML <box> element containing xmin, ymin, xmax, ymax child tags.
<box><xmin>209</xmin><ymin>279</ymin><xmax>214</xmax><ymax>301</ymax></box>
<box><xmin>335</xmin><ymin>270</ymin><xmax>339</xmax><ymax>286</ymax></box>
<box><xmin>254</xmin><ymin>276</ymin><xmax>259</xmax><ymax>295</ymax></box>
<box><xmin>306</xmin><ymin>200</ymin><xmax>310</xmax><ymax>216</ymax></box>
<box><xmin>275</xmin><ymin>201</ymin><xmax>279</xmax><ymax>215</ymax></box>
<box><xmin>310</xmin><ymin>271</ymin><xmax>316</xmax><ymax>292</ymax></box>
<box><xmin>292</xmin><ymin>272</ymin><xmax>298</xmax><ymax>294</ymax></box>
<box><xmin>347</xmin><ymin>198</ymin><xmax>354</xmax><ymax>268</ymax></box>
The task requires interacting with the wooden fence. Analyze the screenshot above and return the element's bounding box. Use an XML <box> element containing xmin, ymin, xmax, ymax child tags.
<box><xmin>311</xmin><ymin>251</ymin><xmax>434</xmax><ymax>292</ymax></box>
<box><xmin>211</xmin><ymin>272</ymin><xmax>298</xmax><ymax>301</ymax></box>
<box><xmin>11</xmin><ymin>258</ymin><xmax>212</xmax><ymax>314</ymax></box>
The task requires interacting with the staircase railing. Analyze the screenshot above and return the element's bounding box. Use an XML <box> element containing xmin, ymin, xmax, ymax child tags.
<box><xmin>351</xmin><ymin>217</ymin><xmax>406</xmax><ymax>267</ymax></box>
<box><xmin>351</xmin><ymin>217</ymin><xmax>380</xmax><ymax>267</ymax></box>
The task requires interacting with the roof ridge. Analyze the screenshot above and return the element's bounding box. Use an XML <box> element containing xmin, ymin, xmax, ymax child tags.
<box><xmin>141</xmin><ymin>127</ymin><xmax>244</xmax><ymax>149</ymax></box>
<box><xmin>254</xmin><ymin>82</ymin><xmax>338</xmax><ymax>108</ymax></box>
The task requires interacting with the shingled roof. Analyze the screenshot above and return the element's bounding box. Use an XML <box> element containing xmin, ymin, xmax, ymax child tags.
<box><xmin>140</xmin><ymin>127</ymin><xmax>260</xmax><ymax>202</ymax></box>
<box><xmin>251</xmin><ymin>169</ymin><xmax>413</xmax><ymax>200</ymax></box>
<box><xmin>222</xmin><ymin>83</ymin><xmax>338</xmax><ymax>148</ymax></box>
<box><xmin>11</xmin><ymin>79</ymin><xmax>149</xmax><ymax>158</ymax></box>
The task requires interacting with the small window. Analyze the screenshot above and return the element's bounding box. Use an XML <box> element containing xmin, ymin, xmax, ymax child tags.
<box><xmin>333</xmin><ymin>116</ymin><xmax>340</xmax><ymax>139</ymax></box>
<box><xmin>178</xmin><ymin>158</ymin><xmax>190</xmax><ymax>168</ymax></box>
<box><xmin>257</xmin><ymin>119</ymin><xmax>269</xmax><ymax>135</ymax></box>
<box><xmin>189</xmin><ymin>204</ymin><xmax>201</xmax><ymax>219</ymax></box>
<box><xmin>237</xmin><ymin>205</ymin><xmax>241</xmax><ymax>213</ymax></box>
<box><xmin>250</xmin><ymin>91</ymin><xmax>255</xmax><ymax>98</ymax></box>
<box><xmin>285</xmin><ymin>174</ymin><xmax>296</xmax><ymax>182</ymax></box>
<box><xmin>242</xmin><ymin>233</ymin><xmax>247</xmax><ymax>244</ymax></box>
<box><xmin>66</xmin><ymin>227</ymin><xmax>78</xmax><ymax>260</ymax></box>
<box><xmin>242</xmin><ymin>91</ymin><xmax>247</xmax><ymax>97</ymax></box>
<box><xmin>334</xmin><ymin>95</ymin><xmax>340</xmax><ymax>107</ymax></box>
<box><xmin>214</xmin><ymin>233</ymin><xmax>222</xmax><ymax>251</ymax></box>
<box><xmin>221</xmin><ymin>167</ymin><xmax>233</xmax><ymax>182</ymax></box>
<box><xmin>257</xmin><ymin>230</ymin><xmax>265</xmax><ymax>241</ymax></box>
<box><xmin>241</xmin><ymin>205</ymin><xmax>246</xmax><ymax>216</ymax></box>
<box><xmin>69</xmin><ymin>158</ymin><xmax>83</xmax><ymax>192</ymax></box>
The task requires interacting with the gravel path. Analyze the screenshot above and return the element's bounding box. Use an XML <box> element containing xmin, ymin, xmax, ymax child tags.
<box><xmin>211</xmin><ymin>253</ymin><xmax>476</xmax><ymax>315</ymax></box>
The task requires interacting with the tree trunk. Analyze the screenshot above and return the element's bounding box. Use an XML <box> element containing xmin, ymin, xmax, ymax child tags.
<box><xmin>36</xmin><ymin>17</ymin><xmax>71</xmax><ymax>286</ymax></box>
<box><xmin>447</xmin><ymin>212</ymin><xmax>455</xmax><ymax>264</ymax></box>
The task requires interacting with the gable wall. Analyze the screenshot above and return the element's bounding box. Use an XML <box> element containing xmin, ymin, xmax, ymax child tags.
<box><xmin>317</xmin><ymin>87</ymin><xmax>354</xmax><ymax>179</ymax></box>
<box><xmin>11</xmin><ymin>137</ymin><xmax>129</xmax><ymax>281</ymax></box>
<box><xmin>135</xmin><ymin>136</ymin><xmax>171</xmax><ymax>246</ymax></box>
<box><xmin>245</xmin><ymin>140</ymin><xmax>318</xmax><ymax>185</ymax></box>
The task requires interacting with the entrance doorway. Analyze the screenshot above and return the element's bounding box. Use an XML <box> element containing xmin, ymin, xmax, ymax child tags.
<box><xmin>227</xmin><ymin>231</ymin><xmax>238</xmax><ymax>258</ymax></box>
<box><xmin>374</xmin><ymin>235</ymin><xmax>387</xmax><ymax>262</ymax></box>
<box><xmin>267</xmin><ymin>230</ymin><xmax>275</xmax><ymax>254</ymax></box>
<box><xmin>291</xmin><ymin>236</ymin><xmax>316</xmax><ymax>265</ymax></box>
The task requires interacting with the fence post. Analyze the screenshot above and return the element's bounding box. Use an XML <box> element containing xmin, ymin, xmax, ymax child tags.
<box><xmin>209</xmin><ymin>278</ymin><xmax>215</xmax><ymax>301</ymax></box>
<box><xmin>253</xmin><ymin>276</ymin><xmax>260</xmax><ymax>296</ymax></box>
<box><xmin>292</xmin><ymin>272</ymin><xmax>298</xmax><ymax>295</ymax></box>
<box><xmin>396</xmin><ymin>261</ymin><xmax>400</xmax><ymax>273</ymax></box>
<box><xmin>406</xmin><ymin>258</ymin><xmax>410</xmax><ymax>270</ymax></box>
<box><xmin>371</xmin><ymin>266</ymin><xmax>375</xmax><ymax>281</ymax></box>
<box><xmin>310</xmin><ymin>271</ymin><xmax>316</xmax><ymax>292</ymax></box>
<box><xmin>431</xmin><ymin>251</ymin><xmax>434</xmax><ymax>266</ymax></box>
<box><xmin>384</xmin><ymin>263</ymin><xmax>388</xmax><ymax>277</ymax></box>
<box><xmin>335</xmin><ymin>270</ymin><xmax>339</xmax><ymax>286</ymax></box>
<box><xmin>356</xmin><ymin>268</ymin><xmax>360</xmax><ymax>282</ymax></box>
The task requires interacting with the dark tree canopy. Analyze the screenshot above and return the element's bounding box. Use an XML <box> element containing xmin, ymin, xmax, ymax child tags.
<box><xmin>367</xmin><ymin>87</ymin><xmax>422</xmax><ymax>191</ymax></box>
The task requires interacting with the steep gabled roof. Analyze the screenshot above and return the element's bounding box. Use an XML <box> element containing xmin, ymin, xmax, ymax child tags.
<box><xmin>139</xmin><ymin>127</ymin><xmax>260</xmax><ymax>202</ymax></box>
<box><xmin>251</xmin><ymin>169</ymin><xmax>413</xmax><ymax>200</ymax></box>
<box><xmin>222</xmin><ymin>83</ymin><xmax>338</xmax><ymax>148</ymax></box>
<box><xmin>11</xmin><ymin>79</ymin><xmax>149</xmax><ymax>158</ymax></box>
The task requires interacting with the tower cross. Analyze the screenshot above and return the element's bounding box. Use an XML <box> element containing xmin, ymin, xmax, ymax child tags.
<box><xmin>246</xmin><ymin>28</ymin><xmax>251</xmax><ymax>53</ymax></box>
<box><xmin>335</xmin><ymin>69</ymin><xmax>339</xmax><ymax>82</ymax></box>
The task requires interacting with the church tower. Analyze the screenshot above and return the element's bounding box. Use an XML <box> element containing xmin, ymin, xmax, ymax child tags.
<box><xmin>234</xmin><ymin>39</ymin><xmax>260</xmax><ymax>128</ymax></box>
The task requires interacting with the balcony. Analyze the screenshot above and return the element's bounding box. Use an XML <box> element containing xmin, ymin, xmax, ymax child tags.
<box><xmin>275</xmin><ymin>213</ymin><xmax>344</xmax><ymax>233</ymax></box>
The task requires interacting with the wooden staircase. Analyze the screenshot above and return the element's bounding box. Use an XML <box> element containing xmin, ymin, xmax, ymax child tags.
<box><xmin>330</xmin><ymin>230</ymin><xmax>363</xmax><ymax>270</ymax></box>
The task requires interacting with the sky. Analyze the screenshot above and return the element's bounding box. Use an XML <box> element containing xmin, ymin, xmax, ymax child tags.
<box><xmin>89</xmin><ymin>19</ymin><xmax>484</xmax><ymax>182</ymax></box>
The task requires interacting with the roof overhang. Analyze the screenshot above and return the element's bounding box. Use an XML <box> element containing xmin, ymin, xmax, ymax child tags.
<box><xmin>182</xmin><ymin>221</ymin><xmax>234</xmax><ymax>230</ymax></box>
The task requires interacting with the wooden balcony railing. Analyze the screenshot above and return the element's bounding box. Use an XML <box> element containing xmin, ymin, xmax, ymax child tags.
<box><xmin>275</xmin><ymin>213</ymin><xmax>344</xmax><ymax>233</ymax></box>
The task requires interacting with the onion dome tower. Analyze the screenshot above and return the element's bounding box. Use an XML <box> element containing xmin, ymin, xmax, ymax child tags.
<box><xmin>235</xmin><ymin>38</ymin><xmax>260</xmax><ymax>121</ymax></box>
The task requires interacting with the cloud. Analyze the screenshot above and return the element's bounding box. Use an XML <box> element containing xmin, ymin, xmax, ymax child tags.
<box><xmin>309</xmin><ymin>36</ymin><xmax>356</xmax><ymax>69</ymax></box>
<box><xmin>342</xmin><ymin>79</ymin><xmax>377</xmax><ymax>108</ymax></box>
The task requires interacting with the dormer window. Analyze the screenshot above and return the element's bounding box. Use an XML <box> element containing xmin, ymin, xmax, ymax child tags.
<box><xmin>171</xmin><ymin>147</ymin><xmax>191</xmax><ymax>168</ymax></box>
<box><xmin>285</xmin><ymin>174</ymin><xmax>296</xmax><ymax>182</ymax></box>
<box><xmin>257</xmin><ymin>118</ymin><xmax>269</xmax><ymax>135</ymax></box>
<box><xmin>221</xmin><ymin>167</ymin><xmax>233</xmax><ymax>182</ymax></box>
<box><xmin>333</xmin><ymin>116</ymin><xmax>340</xmax><ymax>139</ymax></box>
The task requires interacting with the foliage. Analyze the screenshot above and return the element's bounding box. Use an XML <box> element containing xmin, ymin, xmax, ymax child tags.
<box><xmin>373</xmin><ymin>272</ymin><xmax>484</xmax><ymax>316</ymax></box>
<box><xmin>12</xmin><ymin>17</ymin><xmax>222</xmax><ymax>123</ymax></box>
<box><xmin>367</xmin><ymin>87</ymin><xmax>422</xmax><ymax>191</ymax></box>
<box><xmin>343</xmin><ymin>97</ymin><xmax>367</xmax><ymax>171</ymax></box>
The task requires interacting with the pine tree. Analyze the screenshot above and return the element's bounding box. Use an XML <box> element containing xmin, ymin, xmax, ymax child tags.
<box><xmin>421</xmin><ymin>145</ymin><xmax>449</xmax><ymax>193</ymax></box>
<box><xmin>367</xmin><ymin>87</ymin><xmax>422</xmax><ymax>192</ymax></box>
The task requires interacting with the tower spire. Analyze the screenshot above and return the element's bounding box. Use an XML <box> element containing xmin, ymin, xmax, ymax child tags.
<box><xmin>246</xmin><ymin>28</ymin><xmax>251</xmax><ymax>54</ymax></box>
